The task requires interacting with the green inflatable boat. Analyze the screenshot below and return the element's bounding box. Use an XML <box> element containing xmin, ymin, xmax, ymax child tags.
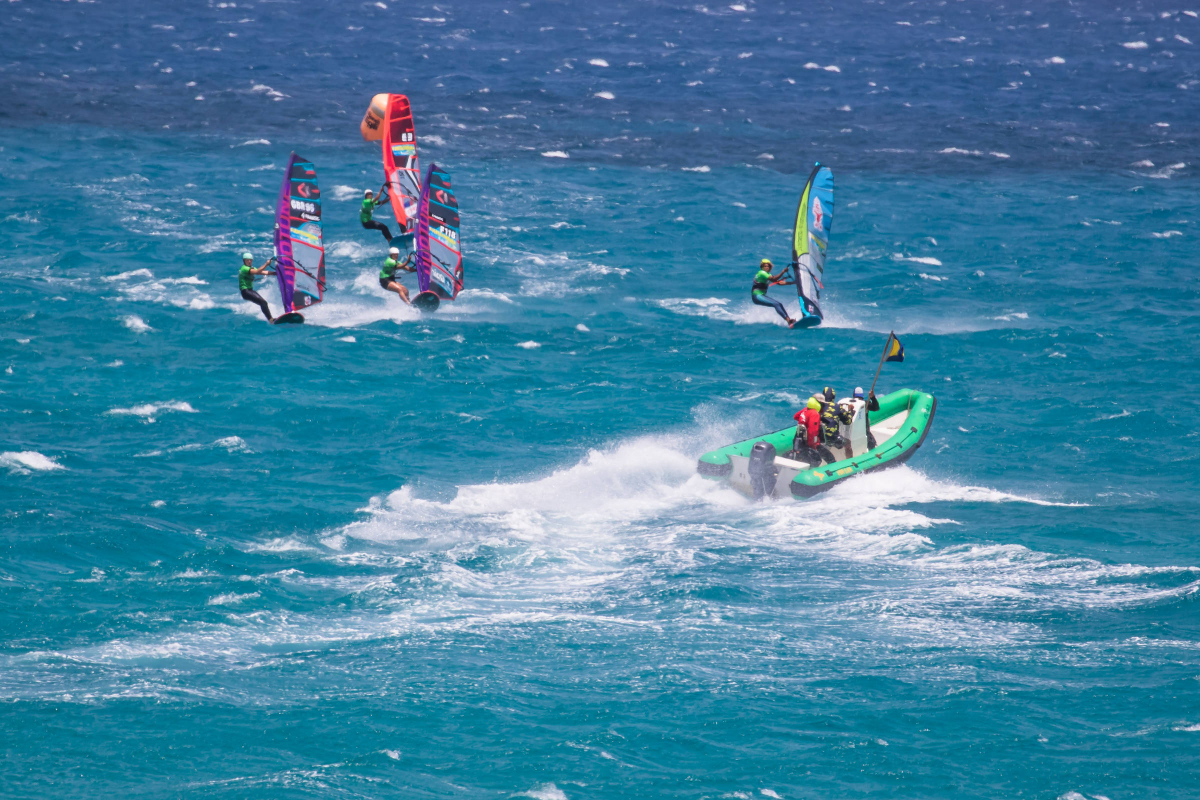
<box><xmin>697</xmin><ymin>388</ymin><xmax>937</xmax><ymax>499</ymax></box>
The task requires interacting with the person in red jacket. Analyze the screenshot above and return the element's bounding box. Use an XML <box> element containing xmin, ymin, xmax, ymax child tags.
<box><xmin>791</xmin><ymin>397</ymin><xmax>835</xmax><ymax>466</ymax></box>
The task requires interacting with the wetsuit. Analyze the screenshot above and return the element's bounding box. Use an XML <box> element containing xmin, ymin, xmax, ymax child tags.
<box><xmin>361</xmin><ymin>195</ymin><xmax>392</xmax><ymax>242</ymax></box>
<box><xmin>379</xmin><ymin>256</ymin><xmax>401</xmax><ymax>290</ymax></box>
<box><xmin>239</xmin><ymin>264</ymin><xmax>272</xmax><ymax>321</ymax></box>
<box><xmin>751</xmin><ymin>267</ymin><xmax>790</xmax><ymax>322</ymax></box>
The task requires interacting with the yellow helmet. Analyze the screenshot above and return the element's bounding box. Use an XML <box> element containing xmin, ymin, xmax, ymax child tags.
<box><xmin>806</xmin><ymin>398</ymin><xmax>821</xmax><ymax>410</ymax></box>
<box><xmin>760</xmin><ymin>258</ymin><xmax>773</xmax><ymax>267</ymax></box>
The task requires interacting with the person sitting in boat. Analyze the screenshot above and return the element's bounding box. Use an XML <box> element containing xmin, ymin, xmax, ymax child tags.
<box><xmin>380</xmin><ymin>246</ymin><xmax>416</xmax><ymax>304</ymax></box>
<box><xmin>238</xmin><ymin>251</ymin><xmax>276</xmax><ymax>322</ymax></box>
<box><xmin>854</xmin><ymin>387</ymin><xmax>881</xmax><ymax>449</ymax></box>
<box><xmin>818</xmin><ymin>387</ymin><xmax>853</xmax><ymax>452</ymax></box>
<box><xmin>792</xmin><ymin>397</ymin><xmax>835</xmax><ymax>466</ymax></box>
<box><xmin>751</xmin><ymin>258</ymin><xmax>798</xmax><ymax>328</ymax></box>
<box><xmin>360</xmin><ymin>186</ymin><xmax>393</xmax><ymax>243</ymax></box>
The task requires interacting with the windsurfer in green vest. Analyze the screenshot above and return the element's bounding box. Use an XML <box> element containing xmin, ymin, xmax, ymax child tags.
<box><xmin>380</xmin><ymin>246</ymin><xmax>416</xmax><ymax>305</ymax></box>
<box><xmin>238</xmin><ymin>252</ymin><xmax>276</xmax><ymax>322</ymax></box>
<box><xmin>361</xmin><ymin>186</ymin><xmax>393</xmax><ymax>242</ymax></box>
<box><xmin>751</xmin><ymin>258</ymin><xmax>798</xmax><ymax>327</ymax></box>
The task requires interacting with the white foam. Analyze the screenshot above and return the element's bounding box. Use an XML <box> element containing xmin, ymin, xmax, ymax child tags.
<box><xmin>588</xmin><ymin>58</ymin><xmax>609</xmax><ymax>67</ymax></box>
<box><xmin>103</xmin><ymin>268</ymin><xmax>153</xmax><ymax>282</ymax></box>
<box><xmin>234</xmin><ymin>138</ymin><xmax>271</xmax><ymax>146</ymax></box>
<box><xmin>338</xmin><ymin>335</ymin><xmax>357</xmax><ymax>342</ymax></box>
<box><xmin>121</xmin><ymin>315</ymin><xmax>153</xmax><ymax>333</ymax></box>
<box><xmin>652</xmin><ymin>296</ymin><xmax>789</xmax><ymax>327</ymax></box>
<box><xmin>105</xmin><ymin>401</ymin><xmax>197</xmax><ymax>422</ymax></box>
<box><xmin>518</xmin><ymin>785</ymin><xmax>567</xmax><ymax>800</ymax></box>
<box><xmin>207</xmin><ymin>592</ymin><xmax>260</xmax><ymax>606</ymax></box>
<box><xmin>575</xmin><ymin>323</ymin><xmax>590</xmax><ymax>332</ymax></box>
<box><xmin>1151</xmin><ymin>230</ymin><xmax>1183</xmax><ymax>238</ymax></box>
<box><xmin>542</xmin><ymin>151</ymin><xmax>569</xmax><ymax>158</ymax></box>
<box><xmin>516</xmin><ymin>341</ymin><xmax>541</xmax><ymax>349</ymax></box>
<box><xmin>329</xmin><ymin>185</ymin><xmax>362</xmax><ymax>201</ymax></box>
<box><xmin>895</xmin><ymin>255</ymin><xmax>943</xmax><ymax>266</ymax></box>
<box><xmin>682</xmin><ymin>165</ymin><xmax>711</xmax><ymax>172</ymax></box>
<box><xmin>1</xmin><ymin>451</ymin><xmax>65</xmax><ymax>474</ymax></box>
<box><xmin>249</xmin><ymin>84</ymin><xmax>287</xmax><ymax>100</ymax></box>
<box><xmin>594</xmin><ymin>91</ymin><xmax>615</xmax><ymax>100</ymax></box>
<box><xmin>1122</xmin><ymin>41</ymin><xmax>1149</xmax><ymax>49</ymax></box>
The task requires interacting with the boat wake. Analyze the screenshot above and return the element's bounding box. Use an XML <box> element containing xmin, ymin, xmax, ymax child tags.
<box><xmin>6</xmin><ymin>431</ymin><xmax>1194</xmax><ymax>703</ymax></box>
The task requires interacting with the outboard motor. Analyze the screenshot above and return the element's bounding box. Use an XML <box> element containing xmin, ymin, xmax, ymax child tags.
<box><xmin>747</xmin><ymin>441</ymin><xmax>778</xmax><ymax>500</ymax></box>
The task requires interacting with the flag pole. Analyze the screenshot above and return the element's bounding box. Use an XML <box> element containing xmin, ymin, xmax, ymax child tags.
<box><xmin>870</xmin><ymin>332</ymin><xmax>894</xmax><ymax>395</ymax></box>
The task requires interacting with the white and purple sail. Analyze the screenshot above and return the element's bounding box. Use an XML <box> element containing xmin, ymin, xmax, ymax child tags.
<box><xmin>273</xmin><ymin>152</ymin><xmax>325</xmax><ymax>313</ymax></box>
<box><xmin>413</xmin><ymin>162</ymin><xmax>463</xmax><ymax>307</ymax></box>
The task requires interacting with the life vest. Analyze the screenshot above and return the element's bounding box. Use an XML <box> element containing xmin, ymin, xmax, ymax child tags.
<box><xmin>794</xmin><ymin>408</ymin><xmax>822</xmax><ymax>448</ymax></box>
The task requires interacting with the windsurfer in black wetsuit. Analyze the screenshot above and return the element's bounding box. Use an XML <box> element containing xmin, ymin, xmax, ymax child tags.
<box><xmin>361</xmin><ymin>186</ymin><xmax>393</xmax><ymax>242</ymax></box>
<box><xmin>238</xmin><ymin>252</ymin><xmax>275</xmax><ymax>321</ymax></box>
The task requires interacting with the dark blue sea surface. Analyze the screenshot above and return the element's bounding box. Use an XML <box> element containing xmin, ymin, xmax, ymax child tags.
<box><xmin>3</xmin><ymin>1</ymin><xmax>1200</xmax><ymax>798</ymax></box>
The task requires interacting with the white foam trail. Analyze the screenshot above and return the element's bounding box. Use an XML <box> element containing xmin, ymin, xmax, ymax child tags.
<box><xmin>542</xmin><ymin>151</ymin><xmax>569</xmax><ymax>158</ymax></box>
<box><xmin>1</xmin><ymin>451</ymin><xmax>65</xmax><ymax>474</ymax></box>
<box><xmin>105</xmin><ymin>401</ymin><xmax>197</xmax><ymax>422</ymax></box>
<box><xmin>652</xmin><ymin>297</ymin><xmax>790</xmax><ymax>327</ymax></box>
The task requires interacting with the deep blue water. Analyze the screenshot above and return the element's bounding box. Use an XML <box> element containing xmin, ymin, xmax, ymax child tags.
<box><xmin>3</xmin><ymin>1</ymin><xmax>1200</xmax><ymax>798</ymax></box>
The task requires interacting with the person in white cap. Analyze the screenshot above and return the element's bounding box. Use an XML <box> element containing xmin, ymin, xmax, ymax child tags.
<box><xmin>237</xmin><ymin>251</ymin><xmax>276</xmax><ymax>321</ymax></box>
<box><xmin>379</xmin><ymin>246</ymin><xmax>416</xmax><ymax>304</ymax></box>
<box><xmin>360</xmin><ymin>186</ymin><xmax>392</xmax><ymax>242</ymax></box>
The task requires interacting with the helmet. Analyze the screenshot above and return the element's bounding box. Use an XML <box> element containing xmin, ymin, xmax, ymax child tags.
<box><xmin>853</xmin><ymin>387</ymin><xmax>865</xmax><ymax>399</ymax></box>
<box><xmin>806</xmin><ymin>398</ymin><xmax>821</xmax><ymax>411</ymax></box>
<box><xmin>760</xmin><ymin>258</ymin><xmax>773</xmax><ymax>267</ymax></box>
<box><xmin>364</xmin><ymin>188</ymin><xmax>374</xmax><ymax>197</ymax></box>
<box><xmin>241</xmin><ymin>252</ymin><xmax>253</xmax><ymax>261</ymax></box>
<box><xmin>388</xmin><ymin>247</ymin><xmax>400</xmax><ymax>255</ymax></box>
<box><xmin>823</xmin><ymin>387</ymin><xmax>836</xmax><ymax>402</ymax></box>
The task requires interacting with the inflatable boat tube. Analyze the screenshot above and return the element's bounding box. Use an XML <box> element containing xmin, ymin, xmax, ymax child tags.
<box><xmin>697</xmin><ymin>388</ymin><xmax>937</xmax><ymax>499</ymax></box>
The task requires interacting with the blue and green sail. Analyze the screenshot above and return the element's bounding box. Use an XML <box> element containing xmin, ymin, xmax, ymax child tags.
<box><xmin>791</xmin><ymin>163</ymin><xmax>834</xmax><ymax>320</ymax></box>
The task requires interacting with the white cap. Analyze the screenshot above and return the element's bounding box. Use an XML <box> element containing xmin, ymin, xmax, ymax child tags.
<box><xmin>853</xmin><ymin>386</ymin><xmax>865</xmax><ymax>397</ymax></box>
<box><xmin>388</xmin><ymin>247</ymin><xmax>400</xmax><ymax>255</ymax></box>
<box><xmin>364</xmin><ymin>188</ymin><xmax>374</xmax><ymax>196</ymax></box>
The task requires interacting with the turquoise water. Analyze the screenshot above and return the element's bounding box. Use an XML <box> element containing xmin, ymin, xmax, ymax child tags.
<box><xmin>4</xmin><ymin>1</ymin><xmax>1200</xmax><ymax>797</ymax></box>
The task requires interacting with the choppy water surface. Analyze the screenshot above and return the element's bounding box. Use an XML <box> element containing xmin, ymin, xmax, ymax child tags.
<box><xmin>3</xmin><ymin>1</ymin><xmax>1200</xmax><ymax>798</ymax></box>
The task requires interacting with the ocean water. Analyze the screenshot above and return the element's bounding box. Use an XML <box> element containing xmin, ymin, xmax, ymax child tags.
<box><xmin>3</xmin><ymin>1</ymin><xmax>1200</xmax><ymax>797</ymax></box>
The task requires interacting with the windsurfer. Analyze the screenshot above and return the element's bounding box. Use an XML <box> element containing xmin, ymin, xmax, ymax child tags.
<box><xmin>380</xmin><ymin>246</ymin><xmax>416</xmax><ymax>304</ymax></box>
<box><xmin>361</xmin><ymin>187</ymin><xmax>393</xmax><ymax>242</ymax></box>
<box><xmin>238</xmin><ymin>252</ymin><xmax>276</xmax><ymax>321</ymax></box>
<box><xmin>751</xmin><ymin>259</ymin><xmax>798</xmax><ymax>327</ymax></box>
